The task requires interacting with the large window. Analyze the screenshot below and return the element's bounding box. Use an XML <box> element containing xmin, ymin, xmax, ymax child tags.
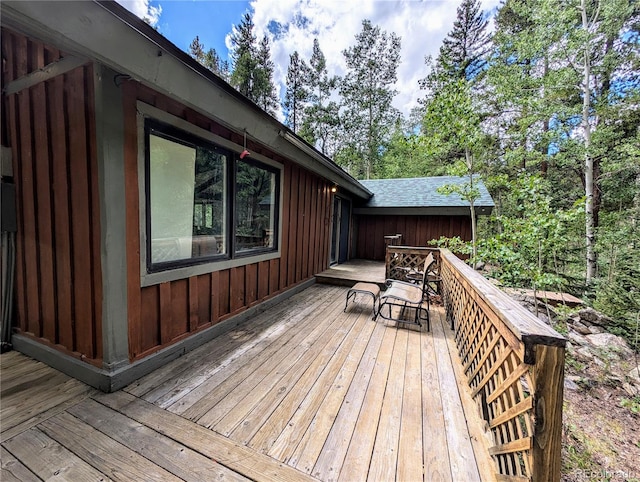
<box><xmin>145</xmin><ymin>119</ymin><xmax>279</xmax><ymax>273</ymax></box>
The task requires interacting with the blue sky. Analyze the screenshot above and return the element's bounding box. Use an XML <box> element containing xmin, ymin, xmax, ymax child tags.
<box><xmin>118</xmin><ymin>0</ymin><xmax>500</xmax><ymax>120</ymax></box>
<box><xmin>151</xmin><ymin>1</ymin><xmax>249</xmax><ymax>59</ymax></box>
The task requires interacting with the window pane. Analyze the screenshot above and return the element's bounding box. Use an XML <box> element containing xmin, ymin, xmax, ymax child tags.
<box><xmin>149</xmin><ymin>131</ymin><xmax>227</xmax><ymax>266</ymax></box>
<box><xmin>192</xmin><ymin>146</ymin><xmax>227</xmax><ymax>257</ymax></box>
<box><xmin>149</xmin><ymin>135</ymin><xmax>196</xmax><ymax>263</ymax></box>
<box><xmin>235</xmin><ymin>161</ymin><xmax>277</xmax><ymax>253</ymax></box>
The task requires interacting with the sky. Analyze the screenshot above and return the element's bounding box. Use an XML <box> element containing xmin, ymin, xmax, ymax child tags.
<box><xmin>117</xmin><ymin>0</ymin><xmax>501</xmax><ymax>121</ymax></box>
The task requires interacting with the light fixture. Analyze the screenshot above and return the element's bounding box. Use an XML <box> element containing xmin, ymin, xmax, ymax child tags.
<box><xmin>331</xmin><ymin>186</ymin><xmax>337</xmax><ymax>193</ymax></box>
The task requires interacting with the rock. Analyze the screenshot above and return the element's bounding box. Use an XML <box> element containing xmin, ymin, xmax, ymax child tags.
<box><xmin>586</xmin><ymin>333</ymin><xmax>634</xmax><ymax>357</ymax></box>
<box><xmin>567</xmin><ymin>331</ymin><xmax>589</xmax><ymax>347</ymax></box>
<box><xmin>576</xmin><ymin>346</ymin><xmax>594</xmax><ymax>360</ymax></box>
<box><xmin>564</xmin><ymin>377</ymin><xmax>579</xmax><ymax>391</ymax></box>
<box><xmin>622</xmin><ymin>382</ymin><xmax>638</xmax><ymax>397</ymax></box>
<box><xmin>594</xmin><ymin>357</ymin><xmax>607</xmax><ymax>368</ymax></box>
<box><xmin>628</xmin><ymin>366</ymin><xmax>640</xmax><ymax>383</ymax></box>
<box><xmin>571</xmin><ymin>321</ymin><xmax>592</xmax><ymax>335</ymax></box>
<box><xmin>588</xmin><ymin>325</ymin><xmax>605</xmax><ymax>334</ymax></box>
<box><xmin>578</xmin><ymin>307</ymin><xmax>601</xmax><ymax>324</ymax></box>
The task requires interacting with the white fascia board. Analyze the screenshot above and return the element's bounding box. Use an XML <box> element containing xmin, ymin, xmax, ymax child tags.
<box><xmin>0</xmin><ymin>1</ymin><xmax>371</xmax><ymax>200</ymax></box>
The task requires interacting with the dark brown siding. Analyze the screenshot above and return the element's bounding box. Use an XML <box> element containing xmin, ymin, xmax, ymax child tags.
<box><xmin>2</xmin><ymin>29</ymin><xmax>103</xmax><ymax>363</ymax></box>
<box><xmin>123</xmin><ymin>83</ymin><xmax>333</xmax><ymax>360</ymax></box>
<box><xmin>355</xmin><ymin>214</ymin><xmax>472</xmax><ymax>261</ymax></box>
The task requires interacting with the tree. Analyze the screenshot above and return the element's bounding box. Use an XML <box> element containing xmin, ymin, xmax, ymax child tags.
<box><xmin>339</xmin><ymin>20</ymin><xmax>401</xmax><ymax>179</ymax></box>
<box><xmin>487</xmin><ymin>0</ymin><xmax>639</xmax><ymax>285</ymax></box>
<box><xmin>438</xmin><ymin>0</ymin><xmax>491</xmax><ymax>80</ymax></box>
<box><xmin>189</xmin><ymin>36</ymin><xmax>206</xmax><ymax>64</ymax></box>
<box><xmin>189</xmin><ymin>37</ymin><xmax>231</xmax><ymax>80</ymax></box>
<box><xmin>203</xmin><ymin>48</ymin><xmax>230</xmax><ymax>81</ymax></box>
<box><xmin>300</xmin><ymin>39</ymin><xmax>340</xmax><ymax>155</ymax></box>
<box><xmin>419</xmin><ymin>1</ymin><xmax>492</xmax><ymax>258</ymax></box>
<box><xmin>283</xmin><ymin>51</ymin><xmax>310</xmax><ymax>133</ymax></box>
<box><xmin>229</xmin><ymin>12</ymin><xmax>258</xmax><ymax>100</ymax></box>
<box><xmin>254</xmin><ymin>35</ymin><xmax>279</xmax><ymax>115</ymax></box>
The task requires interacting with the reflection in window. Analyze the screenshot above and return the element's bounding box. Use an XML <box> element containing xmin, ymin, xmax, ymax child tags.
<box><xmin>235</xmin><ymin>161</ymin><xmax>277</xmax><ymax>253</ymax></box>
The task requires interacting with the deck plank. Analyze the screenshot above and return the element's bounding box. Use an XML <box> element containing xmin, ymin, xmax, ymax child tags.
<box><xmin>130</xmin><ymin>285</ymin><xmax>319</xmax><ymax>402</ymax></box>
<box><xmin>173</xmin><ymin>286</ymin><xmax>341</xmax><ymax>418</ymax></box>
<box><xmin>68</xmin><ymin>398</ymin><xmax>250</xmax><ymax>481</ymax></box>
<box><xmin>437</xmin><ymin>310</ymin><xmax>497</xmax><ymax>481</ymax></box>
<box><xmin>249</xmin><ymin>310</ymin><xmax>374</xmax><ymax>455</ymax></box>
<box><xmin>38</xmin><ymin>411</ymin><xmax>182</xmax><ymax>481</ymax></box>
<box><xmin>196</xmin><ymin>289</ymin><xmax>346</xmax><ymax>429</ymax></box>
<box><xmin>338</xmin><ymin>326</ymin><xmax>397</xmax><ymax>482</ymax></box>
<box><xmin>1</xmin><ymin>284</ymin><xmax>488</xmax><ymax>482</ymax></box>
<box><xmin>1</xmin><ymin>375</ymin><xmax>94</xmax><ymax>441</ymax></box>
<box><xmin>0</xmin><ymin>445</ymin><xmax>40</xmax><ymax>482</ymax></box>
<box><xmin>289</xmin><ymin>309</ymin><xmax>376</xmax><ymax>474</ymax></box>
<box><xmin>227</xmin><ymin>296</ymin><xmax>364</xmax><ymax>443</ymax></box>
<box><xmin>421</xmin><ymin>313</ymin><xmax>453</xmax><ymax>482</ymax></box>
<box><xmin>311</xmin><ymin>318</ymin><xmax>387</xmax><ymax>481</ymax></box>
<box><xmin>93</xmin><ymin>390</ymin><xmax>318</xmax><ymax>482</ymax></box>
<box><xmin>433</xmin><ymin>311</ymin><xmax>482</xmax><ymax>482</ymax></box>
<box><xmin>367</xmin><ymin>327</ymin><xmax>408</xmax><ymax>481</ymax></box>
<box><xmin>397</xmin><ymin>327</ymin><xmax>424</xmax><ymax>482</ymax></box>
<box><xmin>262</xmin><ymin>308</ymin><xmax>373</xmax><ymax>461</ymax></box>
<box><xmin>3</xmin><ymin>428</ymin><xmax>112</xmax><ymax>481</ymax></box>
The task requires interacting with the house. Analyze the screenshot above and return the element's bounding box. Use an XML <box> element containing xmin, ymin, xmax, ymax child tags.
<box><xmin>354</xmin><ymin>176</ymin><xmax>494</xmax><ymax>260</ymax></box>
<box><xmin>0</xmin><ymin>1</ymin><xmax>490</xmax><ymax>391</ymax></box>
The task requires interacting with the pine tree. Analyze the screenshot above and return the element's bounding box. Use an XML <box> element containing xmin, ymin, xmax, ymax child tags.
<box><xmin>229</xmin><ymin>12</ymin><xmax>258</xmax><ymax>99</ymax></box>
<box><xmin>254</xmin><ymin>35</ymin><xmax>279</xmax><ymax>115</ymax></box>
<box><xmin>300</xmin><ymin>39</ymin><xmax>340</xmax><ymax>155</ymax></box>
<box><xmin>438</xmin><ymin>0</ymin><xmax>491</xmax><ymax>81</ymax></box>
<box><xmin>418</xmin><ymin>0</ymin><xmax>493</xmax><ymax>259</ymax></box>
<box><xmin>204</xmin><ymin>48</ymin><xmax>230</xmax><ymax>81</ymax></box>
<box><xmin>339</xmin><ymin>20</ymin><xmax>401</xmax><ymax>179</ymax></box>
<box><xmin>188</xmin><ymin>36</ymin><xmax>206</xmax><ymax>64</ymax></box>
<box><xmin>283</xmin><ymin>51</ymin><xmax>310</xmax><ymax>133</ymax></box>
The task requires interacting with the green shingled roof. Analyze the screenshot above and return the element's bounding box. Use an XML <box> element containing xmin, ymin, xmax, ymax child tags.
<box><xmin>359</xmin><ymin>176</ymin><xmax>495</xmax><ymax>209</ymax></box>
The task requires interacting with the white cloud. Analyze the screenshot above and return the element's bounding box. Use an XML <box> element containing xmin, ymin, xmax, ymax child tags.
<box><xmin>247</xmin><ymin>0</ymin><xmax>501</xmax><ymax>120</ymax></box>
<box><xmin>117</xmin><ymin>0</ymin><xmax>162</xmax><ymax>26</ymax></box>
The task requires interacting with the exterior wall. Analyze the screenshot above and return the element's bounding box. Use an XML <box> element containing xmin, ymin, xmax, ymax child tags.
<box><xmin>123</xmin><ymin>82</ymin><xmax>333</xmax><ymax>360</ymax></box>
<box><xmin>2</xmin><ymin>29</ymin><xmax>103</xmax><ymax>363</ymax></box>
<box><xmin>355</xmin><ymin>214</ymin><xmax>472</xmax><ymax>261</ymax></box>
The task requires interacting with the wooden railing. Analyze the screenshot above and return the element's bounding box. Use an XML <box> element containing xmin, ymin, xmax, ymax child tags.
<box><xmin>385</xmin><ymin>246</ymin><xmax>440</xmax><ymax>281</ymax></box>
<box><xmin>386</xmin><ymin>246</ymin><xmax>566</xmax><ymax>482</ymax></box>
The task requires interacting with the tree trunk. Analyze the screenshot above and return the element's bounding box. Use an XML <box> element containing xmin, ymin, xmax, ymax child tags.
<box><xmin>466</xmin><ymin>148</ymin><xmax>478</xmax><ymax>261</ymax></box>
<box><xmin>581</xmin><ymin>0</ymin><xmax>597</xmax><ymax>284</ymax></box>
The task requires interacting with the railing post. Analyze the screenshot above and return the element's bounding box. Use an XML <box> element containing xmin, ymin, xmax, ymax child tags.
<box><xmin>531</xmin><ymin>344</ymin><xmax>565</xmax><ymax>482</ymax></box>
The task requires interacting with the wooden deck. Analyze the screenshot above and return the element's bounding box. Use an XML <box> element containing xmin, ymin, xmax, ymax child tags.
<box><xmin>315</xmin><ymin>259</ymin><xmax>386</xmax><ymax>288</ymax></box>
<box><xmin>1</xmin><ymin>284</ymin><xmax>493</xmax><ymax>482</ymax></box>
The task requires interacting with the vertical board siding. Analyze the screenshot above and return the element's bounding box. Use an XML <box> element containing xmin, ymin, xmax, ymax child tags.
<box><xmin>124</xmin><ymin>83</ymin><xmax>333</xmax><ymax>360</ymax></box>
<box><xmin>2</xmin><ymin>30</ymin><xmax>102</xmax><ymax>362</ymax></box>
<box><xmin>355</xmin><ymin>214</ymin><xmax>472</xmax><ymax>261</ymax></box>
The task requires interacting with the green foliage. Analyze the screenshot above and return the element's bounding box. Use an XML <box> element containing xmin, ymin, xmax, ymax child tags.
<box><xmin>283</xmin><ymin>52</ymin><xmax>310</xmax><ymax>133</ymax></box>
<box><xmin>338</xmin><ymin>19</ymin><xmax>401</xmax><ymax>179</ymax></box>
<box><xmin>300</xmin><ymin>39</ymin><xmax>340</xmax><ymax>155</ymax></box>
<box><xmin>477</xmin><ymin>175</ymin><xmax>583</xmax><ymax>291</ymax></box>
<box><xmin>620</xmin><ymin>397</ymin><xmax>640</xmax><ymax>415</ymax></box>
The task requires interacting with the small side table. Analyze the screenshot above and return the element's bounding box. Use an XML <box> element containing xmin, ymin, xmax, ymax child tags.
<box><xmin>344</xmin><ymin>282</ymin><xmax>381</xmax><ymax>319</ymax></box>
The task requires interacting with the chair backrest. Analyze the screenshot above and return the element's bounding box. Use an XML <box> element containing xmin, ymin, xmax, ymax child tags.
<box><xmin>420</xmin><ymin>253</ymin><xmax>435</xmax><ymax>290</ymax></box>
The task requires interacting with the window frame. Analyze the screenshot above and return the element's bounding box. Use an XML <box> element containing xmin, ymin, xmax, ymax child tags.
<box><xmin>137</xmin><ymin>102</ymin><xmax>283</xmax><ymax>287</ymax></box>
